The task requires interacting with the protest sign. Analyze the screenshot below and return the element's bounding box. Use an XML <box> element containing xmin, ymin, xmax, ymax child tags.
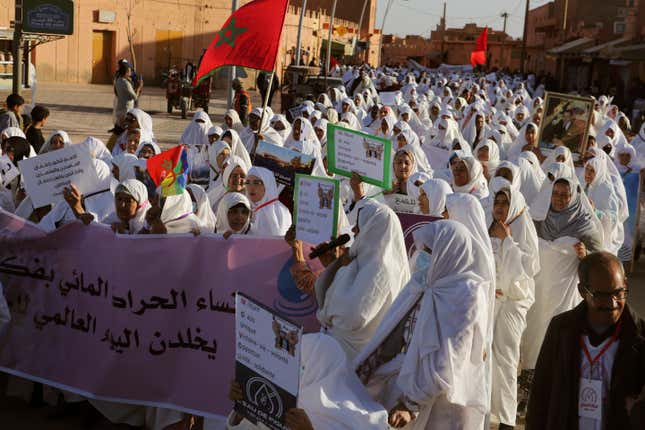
<box><xmin>0</xmin><ymin>212</ymin><xmax>320</xmax><ymax>419</ymax></box>
<box><xmin>422</xmin><ymin>145</ymin><xmax>452</xmax><ymax>171</ymax></box>
<box><xmin>395</xmin><ymin>212</ymin><xmax>440</xmax><ymax>256</ymax></box>
<box><xmin>293</xmin><ymin>174</ymin><xmax>339</xmax><ymax>245</ymax></box>
<box><xmin>18</xmin><ymin>144</ymin><xmax>102</xmax><ymax>208</ymax></box>
<box><xmin>379</xmin><ymin>91</ymin><xmax>399</xmax><ymax>106</ymax></box>
<box><xmin>326</xmin><ymin>124</ymin><xmax>392</xmax><ymax>188</ymax></box>
<box><xmin>384</xmin><ymin>193</ymin><xmax>418</xmax><ymax>214</ymax></box>
<box><xmin>254</xmin><ymin>141</ymin><xmax>316</xmax><ymax>187</ymax></box>
<box><xmin>0</xmin><ymin>155</ymin><xmax>19</xmax><ymax>187</ymax></box>
<box><xmin>538</xmin><ymin>92</ymin><xmax>593</xmax><ymax>157</ymax></box>
<box><xmin>235</xmin><ymin>293</ymin><xmax>302</xmax><ymax>430</ymax></box>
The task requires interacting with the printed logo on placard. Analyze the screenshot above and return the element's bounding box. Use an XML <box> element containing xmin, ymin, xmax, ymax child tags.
<box><xmin>403</xmin><ymin>221</ymin><xmax>431</xmax><ymax>258</ymax></box>
<box><xmin>245</xmin><ymin>376</ymin><xmax>284</xmax><ymax>418</ymax></box>
<box><xmin>274</xmin><ymin>258</ymin><xmax>317</xmax><ymax>317</ymax></box>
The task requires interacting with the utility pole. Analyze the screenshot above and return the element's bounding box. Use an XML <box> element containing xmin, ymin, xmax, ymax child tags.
<box><xmin>440</xmin><ymin>2</ymin><xmax>446</xmax><ymax>59</ymax></box>
<box><xmin>227</xmin><ymin>0</ymin><xmax>238</xmax><ymax>109</ymax></box>
<box><xmin>12</xmin><ymin>0</ymin><xmax>23</xmax><ymax>95</ymax></box>
<box><xmin>324</xmin><ymin>0</ymin><xmax>338</xmax><ymax>77</ymax></box>
<box><xmin>501</xmin><ymin>11</ymin><xmax>509</xmax><ymax>34</ymax></box>
<box><xmin>353</xmin><ymin>0</ymin><xmax>370</xmax><ymax>59</ymax></box>
<box><xmin>520</xmin><ymin>0</ymin><xmax>530</xmax><ymax>75</ymax></box>
<box><xmin>562</xmin><ymin>0</ymin><xmax>569</xmax><ymax>31</ymax></box>
<box><xmin>378</xmin><ymin>0</ymin><xmax>394</xmax><ymax>67</ymax></box>
<box><xmin>295</xmin><ymin>0</ymin><xmax>308</xmax><ymax>66</ymax></box>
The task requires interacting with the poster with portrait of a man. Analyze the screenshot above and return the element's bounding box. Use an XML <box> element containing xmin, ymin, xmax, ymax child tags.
<box><xmin>538</xmin><ymin>92</ymin><xmax>594</xmax><ymax>156</ymax></box>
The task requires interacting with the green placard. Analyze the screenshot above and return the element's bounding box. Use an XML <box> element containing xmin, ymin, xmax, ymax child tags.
<box><xmin>23</xmin><ymin>0</ymin><xmax>75</xmax><ymax>36</ymax></box>
<box><xmin>326</xmin><ymin>123</ymin><xmax>392</xmax><ymax>189</ymax></box>
<box><xmin>293</xmin><ymin>174</ymin><xmax>340</xmax><ymax>245</ymax></box>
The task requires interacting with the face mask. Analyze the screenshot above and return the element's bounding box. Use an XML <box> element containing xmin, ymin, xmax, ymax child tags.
<box><xmin>413</xmin><ymin>249</ymin><xmax>432</xmax><ymax>274</ymax></box>
<box><xmin>192</xmin><ymin>201</ymin><xmax>198</xmax><ymax>214</ymax></box>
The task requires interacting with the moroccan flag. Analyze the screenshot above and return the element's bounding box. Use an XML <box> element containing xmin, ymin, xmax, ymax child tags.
<box><xmin>470</xmin><ymin>27</ymin><xmax>489</xmax><ymax>67</ymax></box>
<box><xmin>192</xmin><ymin>0</ymin><xmax>288</xmax><ymax>86</ymax></box>
<box><xmin>146</xmin><ymin>146</ymin><xmax>189</xmax><ymax>197</ymax></box>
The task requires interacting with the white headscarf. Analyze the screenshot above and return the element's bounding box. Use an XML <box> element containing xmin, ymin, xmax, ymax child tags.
<box><xmin>39</xmin><ymin>130</ymin><xmax>72</xmax><ymax>154</ymax></box>
<box><xmin>180</xmin><ymin>111</ymin><xmax>212</xmax><ymax>146</ymax></box>
<box><xmin>160</xmin><ymin>190</ymin><xmax>202</xmax><ymax>234</ymax></box>
<box><xmin>583</xmin><ymin>157</ymin><xmax>624</xmax><ymax>253</ymax></box>
<box><xmin>187</xmin><ymin>183</ymin><xmax>217</xmax><ymax>233</ymax></box>
<box><xmin>80</xmin><ymin>136</ymin><xmax>113</xmax><ymax>165</ymax></box>
<box><xmin>486</xmin><ymin>183</ymin><xmax>540</xmax><ymax>281</ymax></box>
<box><xmin>221</xmin><ymin>128</ymin><xmax>252</xmax><ymax>169</ymax></box>
<box><xmin>451</xmin><ymin>156</ymin><xmax>489</xmax><ymax>199</ymax></box>
<box><xmin>134</xmin><ymin>141</ymin><xmax>161</xmax><ymax>159</ymax></box>
<box><xmin>474</xmin><ymin>138</ymin><xmax>500</xmax><ymax>172</ymax></box>
<box><xmin>207</xmin><ymin>140</ymin><xmax>231</xmax><ymax>184</ymax></box>
<box><xmin>224</xmin><ymin>109</ymin><xmax>245</xmax><ymax>133</ymax></box>
<box><xmin>296</xmin><ymin>333</ymin><xmax>390</xmax><ymax>430</ymax></box>
<box><xmin>112</xmin><ymin>153</ymin><xmax>140</xmax><ymax>181</ymax></box>
<box><xmin>240</xmin><ymin>108</ymin><xmax>284</xmax><ymax>152</ymax></box>
<box><xmin>208</xmin><ymin>125</ymin><xmax>224</xmax><ymax>140</ymax></box>
<box><xmin>270</xmin><ymin>114</ymin><xmax>293</xmax><ymax>141</ymax></box>
<box><xmin>247</xmin><ymin>166</ymin><xmax>291</xmax><ymax>236</ymax></box>
<box><xmin>354</xmin><ymin>220</ymin><xmax>491</xmax><ymax>412</ymax></box>
<box><xmin>207</xmin><ymin>155</ymin><xmax>248</xmax><ymax>211</ymax></box>
<box><xmin>316</xmin><ymin>199</ymin><xmax>410</xmax><ymax>359</ymax></box>
<box><xmin>114</xmin><ymin>179</ymin><xmax>150</xmax><ymax>234</ymax></box>
<box><xmin>406</xmin><ymin>172</ymin><xmax>433</xmax><ymax>200</ymax></box>
<box><xmin>419</xmin><ymin>178</ymin><xmax>453</xmax><ymax>217</ymax></box>
<box><xmin>127</xmin><ymin>108</ymin><xmax>155</xmax><ymax>143</ymax></box>
<box><xmin>215</xmin><ymin>192</ymin><xmax>251</xmax><ymax>234</ymax></box>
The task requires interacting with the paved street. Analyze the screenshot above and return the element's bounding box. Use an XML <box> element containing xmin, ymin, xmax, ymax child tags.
<box><xmin>1</xmin><ymin>82</ymin><xmax>267</xmax><ymax>146</ymax></box>
<box><xmin>0</xmin><ymin>82</ymin><xmax>644</xmax><ymax>429</ymax></box>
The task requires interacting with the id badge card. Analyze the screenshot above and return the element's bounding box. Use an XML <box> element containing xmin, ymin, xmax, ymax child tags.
<box><xmin>579</xmin><ymin>378</ymin><xmax>602</xmax><ymax>420</ymax></box>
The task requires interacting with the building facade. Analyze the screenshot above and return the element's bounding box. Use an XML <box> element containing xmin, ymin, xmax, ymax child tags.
<box><xmin>381</xmin><ymin>23</ymin><xmax>522</xmax><ymax>71</ymax></box>
<box><xmin>526</xmin><ymin>0</ymin><xmax>644</xmax><ymax>106</ymax></box>
<box><xmin>0</xmin><ymin>0</ymin><xmax>379</xmax><ymax>86</ymax></box>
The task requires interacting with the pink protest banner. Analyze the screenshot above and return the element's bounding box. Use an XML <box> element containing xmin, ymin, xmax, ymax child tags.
<box><xmin>0</xmin><ymin>211</ymin><xmax>319</xmax><ymax>419</ymax></box>
<box><xmin>395</xmin><ymin>212</ymin><xmax>440</xmax><ymax>256</ymax></box>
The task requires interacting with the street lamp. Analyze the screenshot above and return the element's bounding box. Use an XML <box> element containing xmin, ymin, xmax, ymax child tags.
<box><xmin>378</xmin><ymin>0</ymin><xmax>408</xmax><ymax>67</ymax></box>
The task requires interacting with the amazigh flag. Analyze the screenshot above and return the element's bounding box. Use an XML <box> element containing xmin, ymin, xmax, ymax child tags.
<box><xmin>146</xmin><ymin>146</ymin><xmax>189</xmax><ymax>197</ymax></box>
<box><xmin>470</xmin><ymin>27</ymin><xmax>489</xmax><ymax>67</ymax></box>
<box><xmin>192</xmin><ymin>0</ymin><xmax>288</xmax><ymax>86</ymax></box>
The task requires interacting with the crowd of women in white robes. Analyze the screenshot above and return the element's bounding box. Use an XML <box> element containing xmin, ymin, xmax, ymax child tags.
<box><xmin>1</xmin><ymin>63</ymin><xmax>644</xmax><ymax>430</ymax></box>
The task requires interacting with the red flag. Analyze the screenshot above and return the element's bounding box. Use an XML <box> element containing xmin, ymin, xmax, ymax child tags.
<box><xmin>193</xmin><ymin>0</ymin><xmax>288</xmax><ymax>86</ymax></box>
<box><xmin>470</xmin><ymin>27</ymin><xmax>489</xmax><ymax>67</ymax></box>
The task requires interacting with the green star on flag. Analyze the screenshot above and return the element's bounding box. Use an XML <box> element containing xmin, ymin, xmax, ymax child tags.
<box><xmin>192</xmin><ymin>0</ymin><xmax>288</xmax><ymax>87</ymax></box>
<box><xmin>215</xmin><ymin>18</ymin><xmax>247</xmax><ymax>48</ymax></box>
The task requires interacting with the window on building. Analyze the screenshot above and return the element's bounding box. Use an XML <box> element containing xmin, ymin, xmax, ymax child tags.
<box><xmin>614</xmin><ymin>21</ymin><xmax>626</xmax><ymax>34</ymax></box>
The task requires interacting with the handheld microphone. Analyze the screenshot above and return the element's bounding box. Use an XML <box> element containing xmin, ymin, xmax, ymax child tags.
<box><xmin>308</xmin><ymin>234</ymin><xmax>351</xmax><ymax>259</ymax></box>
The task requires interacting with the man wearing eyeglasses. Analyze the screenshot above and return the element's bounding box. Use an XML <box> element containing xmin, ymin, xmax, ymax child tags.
<box><xmin>526</xmin><ymin>252</ymin><xmax>644</xmax><ymax>429</ymax></box>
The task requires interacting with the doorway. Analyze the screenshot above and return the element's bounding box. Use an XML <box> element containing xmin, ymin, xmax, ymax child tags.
<box><xmin>92</xmin><ymin>30</ymin><xmax>114</xmax><ymax>84</ymax></box>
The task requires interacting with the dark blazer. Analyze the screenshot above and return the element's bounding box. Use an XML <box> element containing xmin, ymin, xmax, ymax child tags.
<box><xmin>526</xmin><ymin>302</ymin><xmax>645</xmax><ymax>430</ymax></box>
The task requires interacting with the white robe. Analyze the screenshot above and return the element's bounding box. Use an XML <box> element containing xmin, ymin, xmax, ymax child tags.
<box><xmin>315</xmin><ymin>200</ymin><xmax>410</xmax><ymax>360</ymax></box>
<box><xmin>354</xmin><ymin>220</ymin><xmax>491</xmax><ymax>430</ymax></box>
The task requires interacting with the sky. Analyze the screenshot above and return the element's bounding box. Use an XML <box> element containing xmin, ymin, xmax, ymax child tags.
<box><xmin>376</xmin><ymin>0</ymin><xmax>553</xmax><ymax>39</ymax></box>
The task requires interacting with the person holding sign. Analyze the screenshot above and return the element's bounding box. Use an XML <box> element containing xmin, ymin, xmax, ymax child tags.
<box><xmin>354</xmin><ymin>221</ymin><xmax>492</xmax><ymax>430</ymax></box>
<box><xmin>227</xmin><ymin>333</ymin><xmax>389</xmax><ymax>430</ymax></box>
<box><xmin>246</xmin><ymin>167</ymin><xmax>291</xmax><ymax>236</ymax></box>
<box><xmin>526</xmin><ymin>252</ymin><xmax>645</xmax><ymax>430</ymax></box>
<box><xmin>315</xmin><ymin>199</ymin><xmax>410</xmax><ymax>359</ymax></box>
<box><xmin>38</xmin><ymin>160</ymin><xmax>116</xmax><ymax>231</ymax></box>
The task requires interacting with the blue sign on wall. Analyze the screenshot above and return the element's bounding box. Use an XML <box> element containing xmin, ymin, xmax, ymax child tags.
<box><xmin>23</xmin><ymin>0</ymin><xmax>74</xmax><ymax>36</ymax></box>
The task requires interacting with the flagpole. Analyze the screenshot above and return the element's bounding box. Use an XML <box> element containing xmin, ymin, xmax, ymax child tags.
<box><xmin>227</xmin><ymin>0</ymin><xmax>239</xmax><ymax>109</ymax></box>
